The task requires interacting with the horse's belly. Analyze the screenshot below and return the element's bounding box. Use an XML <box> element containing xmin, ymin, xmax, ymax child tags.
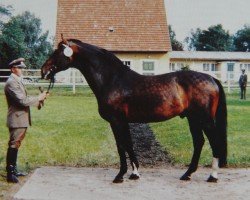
<box><xmin>127</xmin><ymin>112</ymin><xmax>169</xmax><ymax>123</ymax></box>
<box><xmin>125</xmin><ymin>105</ymin><xmax>179</xmax><ymax>123</ymax></box>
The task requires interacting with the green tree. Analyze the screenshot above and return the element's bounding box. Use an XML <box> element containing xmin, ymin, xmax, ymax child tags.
<box><xmin>185</xmin><ymin>24</ymin><xmax>233</xmax><ymax>51</ymax></box>
<box><xmin>169</xmin><ymin>25</ymin><xmax>183</xmax><ymax>51</ymax></box>
<box><xmin>233</xmin><ymin>25</ymin><xmax>250</xmax><ymax>52</ymax></box>
<box><xmin>0</xmin><ymin>11</ymin><xmax>53</xmax><ymax>69</ymax></box>
<box><xmin>0</xmin><ymin>4</ymin><xmax>12</xmax><ymax>27</ymax></box>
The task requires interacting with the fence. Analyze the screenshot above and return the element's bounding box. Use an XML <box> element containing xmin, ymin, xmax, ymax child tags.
<box><xmin>0</xmin><ymin>68</ymin><xmax>246</xmax><ymax>93</ymax></box>
<box><xmin>0</xmin><ymin>68</ymin><xmax>87</xmax><ymax>94</ymax></box>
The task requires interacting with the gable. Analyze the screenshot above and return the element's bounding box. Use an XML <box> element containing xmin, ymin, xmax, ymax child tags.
<box><xmin>56</xmin><ymin>0</ymin><xmax>171</xmax><ymax>52</ymax></box>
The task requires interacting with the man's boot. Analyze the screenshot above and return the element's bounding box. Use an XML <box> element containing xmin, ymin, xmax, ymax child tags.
<box><xmin>12</xmin><ymin>149</ymin><xmax>27</xmax><ymax>177</ymax></box>
<box><xmin>13</xmin><ymin>166</ymin><xmax>27</xmax><ymax>177</ymax></box>
<box><xmin>6</xmin><ymin>148</ymin><xmax>19</xmax><ymax>183</ymax></box>
<box><xmin>6</xmin><ymin>165</ymin><xmax>19</xmax><ymax>183</ymax></box>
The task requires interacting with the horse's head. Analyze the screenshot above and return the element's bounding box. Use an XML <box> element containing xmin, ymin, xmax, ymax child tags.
<box><xmin>41</xmin><ymin>35</ymin><xmax>78</xmax><ymax>80</ymax></box>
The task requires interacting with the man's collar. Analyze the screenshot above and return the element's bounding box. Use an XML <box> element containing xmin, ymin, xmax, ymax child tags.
<box><xmin>11</xmin><ymin>73</ymin><xmax>22</xmax><ymax>82</ymax></box>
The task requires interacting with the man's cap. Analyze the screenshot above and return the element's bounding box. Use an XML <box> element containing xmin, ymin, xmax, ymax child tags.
<box><xmin>8</xmin><ymin>58</ymin><xmax>27</xmax><ymax>68</ymax></box>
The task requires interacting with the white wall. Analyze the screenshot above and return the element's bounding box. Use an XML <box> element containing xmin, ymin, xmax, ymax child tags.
<box><xmin>170</xmin><ymin>59</ymin><xmax>250</xmax><ymax>83</ymax></box>
<box><xmin>116</xmin><ymin>52</ymin><xmax>169</xmax><ymax>75</ymax></box>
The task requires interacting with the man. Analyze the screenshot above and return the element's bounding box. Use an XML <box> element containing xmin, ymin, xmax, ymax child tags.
<box><xmin>4</xmin><ymin>58</ymin><xmax>47</xmax><ymax>183</ymax></box>
<box><xmin>239</xmin><ymin>68</ymin><xmax>248</xmax><ymax>100</ymax></box>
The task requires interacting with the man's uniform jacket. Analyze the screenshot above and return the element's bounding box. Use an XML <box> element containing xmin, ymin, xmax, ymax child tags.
<box><xmin>4</xmin><ymin>74</ymin><xmax>40</xmax><ymax>128</ymax></box>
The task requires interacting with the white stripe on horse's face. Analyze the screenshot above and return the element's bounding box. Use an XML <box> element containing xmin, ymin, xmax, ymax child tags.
<box><xmin>211</xmin><ymin>157</ymin><xmax>219</xmax><ymax>178</ymax></box>
<box><xmin>132</xmin><ymin>162</ymin><xmax>140</xmax><ymax>177</ymax></box>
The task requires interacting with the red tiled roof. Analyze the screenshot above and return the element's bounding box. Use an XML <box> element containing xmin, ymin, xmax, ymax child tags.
<box><xmin>56</xmin><ymin>0</ymin><xmax>171</xmax><ymax>52</ymax></box>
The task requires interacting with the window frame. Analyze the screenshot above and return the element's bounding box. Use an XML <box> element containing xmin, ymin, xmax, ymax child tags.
<box><xmin>141</xmin><ymin>59</ymin><xmax>157</xmax><ymax>75</ymax></box>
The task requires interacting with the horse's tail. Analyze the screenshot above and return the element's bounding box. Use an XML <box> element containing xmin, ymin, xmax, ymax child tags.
<box><xmin>214</xmin><ymin>78</ymin><xmax>228</xmax><ymax>168</ymax></box>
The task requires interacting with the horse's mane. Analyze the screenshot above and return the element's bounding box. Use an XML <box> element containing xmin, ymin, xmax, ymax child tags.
<box><xmin>68</xmin><ymin>39</ymin><xmax>131</xmax><ymax>71</ymax></box>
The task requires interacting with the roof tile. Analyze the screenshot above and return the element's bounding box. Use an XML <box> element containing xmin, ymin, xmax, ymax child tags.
<box><xmin>56</xmin><ymin>0</ymin><xmax>171</xmax><ymax>52</ymax></box>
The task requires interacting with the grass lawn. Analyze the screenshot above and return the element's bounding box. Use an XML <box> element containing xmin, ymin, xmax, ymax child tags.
<box><xmin>0</xmin><ymin>85</ymin><xmax>249</xmax><ymax>196</ymax></box>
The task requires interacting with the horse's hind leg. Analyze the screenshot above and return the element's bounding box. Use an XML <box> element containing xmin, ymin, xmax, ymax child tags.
<box><xmin>110</xmin><ymin>120</ymin><xmax>139</xmax><ymax>183</ymax></box>
<box><xmin>203</xmin><ymin>126</ymin><xmax>220</xmax><ymax>183</ymax></box>
<box><xmin>180</xmin><ymin>117</ymin><xmax>205</xmax><ymax>181</ymax></box>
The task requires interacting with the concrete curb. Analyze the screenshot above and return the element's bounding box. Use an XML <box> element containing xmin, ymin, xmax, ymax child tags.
<box><xmin>14</xmin><ymin>167</ymin><xmax>249</xmax><ymax>200</ymax></box>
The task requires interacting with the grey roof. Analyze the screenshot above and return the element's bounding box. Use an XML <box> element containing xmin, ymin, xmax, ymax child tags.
<box><xmin>169</xmin><ymin>51</ymin><xmax>250</xmax><ymax>61</ymax></box>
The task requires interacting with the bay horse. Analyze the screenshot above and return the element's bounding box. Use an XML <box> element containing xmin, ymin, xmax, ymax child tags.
<box><xmin>41</xmin><ymin>38</ymin><xmax>227</xmax><ymax>183</ymax></box>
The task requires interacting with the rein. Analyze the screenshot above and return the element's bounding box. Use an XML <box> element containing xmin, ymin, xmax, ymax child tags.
<box><xmin>39</xmin><ymin>76</ymin><xmax>55</xmax><ymax>94</ymax></box>
<box><xmin>47</xmin><ymin>76</ymin><xmax>55</xmax><ymax>93</ymax></box>
<box><xmin>38</xmin><ymin>77</ymin><xmax>54</xmax><ymax>110</ymax></box>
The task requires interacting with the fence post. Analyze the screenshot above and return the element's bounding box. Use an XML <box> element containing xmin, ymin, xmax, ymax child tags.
<box><xmin>72</xmin><ymin>68</ymin><xmax>76</xmax><ymax>94</ymax></box>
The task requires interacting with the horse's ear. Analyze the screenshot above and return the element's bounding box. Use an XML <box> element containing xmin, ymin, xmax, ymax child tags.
<box><xmin>60</xmin><ymin>33</ymin><xmax>73</xmax><ymax>57</ymax></box>
<box><xmin>61</xmin><ymin>33</ymin><xmax>68</xmax><ymax>45</ymax></box>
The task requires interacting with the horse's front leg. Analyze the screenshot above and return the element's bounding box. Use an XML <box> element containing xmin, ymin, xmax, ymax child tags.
<box><xmin>110</xmin><ymin>120</ymin><xmax>139</xmax><ymax>183</ymax></box>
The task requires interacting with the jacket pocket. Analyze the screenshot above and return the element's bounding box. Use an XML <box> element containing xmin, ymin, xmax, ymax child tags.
<box><xmin>15</xmin><ymin>111</ymin><xmax>26</xmax><ymax>117</ymax></box>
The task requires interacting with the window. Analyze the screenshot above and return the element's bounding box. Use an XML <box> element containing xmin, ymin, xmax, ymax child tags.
<box><xmin>169</xmin><ymin>63</ymin><xmax>175</xmax><ymax>71</ymax></box>
<box><xmin>227</xmin><ymin>63</ymin><xmax>234</xmax><ymax>80</ymax></box>
<box><xmin>122</xmin><ymin>60</ymin><xmax>131</xmax><ymax>68</ymax></box>
<box><xmin>227</xmin><ymin>63</ymin><xmax>234</xmax><ymax>71</ymax></box>
<box><xmin>203</xmin><ymin>63</ymin><xmax>218</xmax><ymax>71</ymax></box>
<box><xmin>143</xmin><ymin>61</ymin><xmax>154</xmax><ymax>71</ymax></box>
<box><xmin>211</xmin><ymin>63</ymin><xmax>216</xmax><ymax>71</ymax></box>
<box><xmin>177</xmin><ymin>63</ymin><xmax>184</xmax><ymax>70</ymax></box>
<box><xmin>240</xmin><ymin>63</ymin><xmax>250</xmax><ymax>71</ymax></box>
<box><xmin>142</xmin><ymin>61</ymin><xmax>155</xmax><ymax>75</ymax></box>
<box><xmin>203</xmin><ymin>63</ymin><xmax>210</xmax><ymax>71</ymax></box>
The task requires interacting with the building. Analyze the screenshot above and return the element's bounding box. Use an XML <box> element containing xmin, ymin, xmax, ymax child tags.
<box><xmin>55</xmin><ymin>0</ymin><xmax>171</xmax><ymax>81</ymax></box>
<box><xmin>169</xmin><ymin>51</ymin><xmax>250</xmax><ymax>83</ymax></box>
<box><xmin>54</xmin><ymin>0</ymin><xmax>250</xmax><ymax>85</ymax></box>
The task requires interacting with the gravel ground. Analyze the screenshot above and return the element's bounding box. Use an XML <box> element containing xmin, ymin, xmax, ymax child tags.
<box><xmin>129</xmin><ymin>123</ymin><xmax>171</xmax><ymax>166</ymax></box>
<box><xmin>13</xmin><ymin>167</ymin><xmax>250</xmax><ymax>200</ymax></box>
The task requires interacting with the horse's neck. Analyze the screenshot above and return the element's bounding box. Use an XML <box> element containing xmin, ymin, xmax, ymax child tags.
<box><xmin>75</xmin><ymin>54</ymin><xmax>123</xmax><ymax>98</ymax></box>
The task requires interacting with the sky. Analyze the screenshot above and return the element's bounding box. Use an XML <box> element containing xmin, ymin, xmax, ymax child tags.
<box><xmin>165</xmin><ymin>0</ymin><xmax>250</xmax><ymax>41</ymax></box>
<box><xmin>1</xmin><ymin>0</ymin><xmax>250</xmax><ymax>43</ymax></box>
<box><xmin>0</xmin><ymin>0</ymin><xmax>57</xmax><ymax>39</ymax></box>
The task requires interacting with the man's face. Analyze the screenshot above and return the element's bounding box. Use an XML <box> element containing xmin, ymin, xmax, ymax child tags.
<box><xmin>11</xmin><ymin>66</ymin><xmax>23</xmax><ymax>77</ymax></box>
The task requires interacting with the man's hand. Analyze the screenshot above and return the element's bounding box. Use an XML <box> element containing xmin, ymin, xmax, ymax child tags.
<box><xmin>38</xmin><ymin>91</ymin><xmax>49</xmax><ymax>110</ymax></box>
<box><xmin>38</xmin><ymin>91</ymin><xmax>47</xmax><ymax>101</ymax></box>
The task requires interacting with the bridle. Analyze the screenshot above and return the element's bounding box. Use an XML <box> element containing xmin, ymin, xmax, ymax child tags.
<box><xmin>41</xmin><ymin>65</ymin><xmax>57</xmax><ymax>94</ymax></box>
<box><xmin>42</xmin><ymin>39</ymin><xmax>76</xmax><ymax>93</ymax></box>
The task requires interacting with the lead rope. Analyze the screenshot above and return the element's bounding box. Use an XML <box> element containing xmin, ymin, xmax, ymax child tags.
<box><xmin>38</xmin><ymin>76</ymin><xmax>54</xmax><ymax>110</ymax></box>
<box><xmin>46</xmin><ymin>76</ymin><xmax>55</xmax><ymax>93</ymax></box>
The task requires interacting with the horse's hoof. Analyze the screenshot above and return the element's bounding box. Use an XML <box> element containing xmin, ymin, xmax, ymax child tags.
<box><xmin>113</xmin><ymin>178</ymin><xmax>124</xmax><ymax>183</ymax></box>
<box><xmin>180</xmin><ymin>175</ymin><xmax>191</xmax><ymax>181</ymax></box>
<box><xmin>207</xmin><ymin>175</ymin><xmax>218</xmax><ymax>183</ymax></box>
<box><xmin>129</xmin><ymin>173</ymin><xmax>140</xmax><ymax>180</ymax></box>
